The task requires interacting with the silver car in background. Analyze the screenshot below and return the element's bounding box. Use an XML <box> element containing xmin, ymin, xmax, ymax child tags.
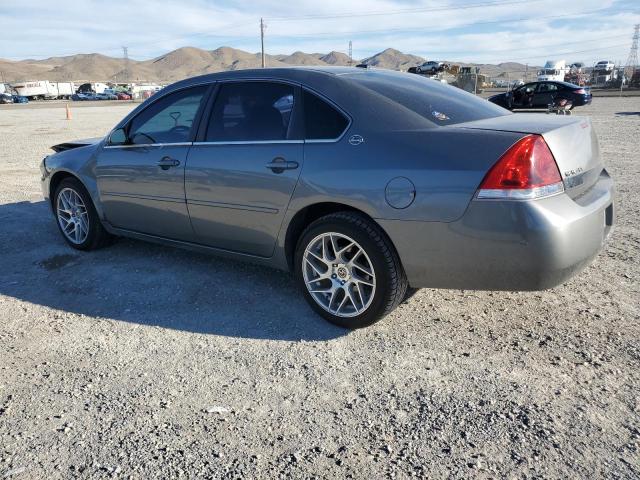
<box><xmin>40</xmin><ymin>67</ymin><xmax>615</xmax><ymax>328</ymax></box>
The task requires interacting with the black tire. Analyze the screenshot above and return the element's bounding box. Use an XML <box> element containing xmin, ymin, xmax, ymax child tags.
<box><xmin>53</xmin><ymin>177</ymin><xmax>112</xmax><ymax>251</ymax></box>
<box><xmin>403</xmin><ymin>287</ymin><xmax>421</xmax><ymax>303</ymax></box>
<box><xmin>294</xmin><ymin>212</ymin><xmax>408</xmax><ymax>329</ymax></box>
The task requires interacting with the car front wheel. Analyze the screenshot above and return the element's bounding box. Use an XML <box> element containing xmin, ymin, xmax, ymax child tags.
<box><xmin>295</xmin><ymin>212</ymin><xmax>408</xmax><ymax>329</ymax></box>
<box><xmin>54</xmin><ymin>177</ymin><xmax>111</xmax><ymax>250</ymax></box>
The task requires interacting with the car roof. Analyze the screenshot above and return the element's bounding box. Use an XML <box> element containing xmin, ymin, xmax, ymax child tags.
<box><xmin>166</xmin><ymin>65</ymin><xmax>437</xmax><ymax>90</ymax></box>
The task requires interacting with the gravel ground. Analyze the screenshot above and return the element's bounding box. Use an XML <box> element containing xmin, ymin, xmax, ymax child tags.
<box><xmin>0</xmin><ymin>99</ymin><xmax>638</xmax><ymax>479</ymax></box>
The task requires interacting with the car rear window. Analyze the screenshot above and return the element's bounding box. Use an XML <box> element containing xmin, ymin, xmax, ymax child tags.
<box><xmin>303</xmin><ymin>90</ymin><xmax>349</xmax><ymax>140</ymax></box>
<box><xmin>344</xmin><ymin>70</ymin><xmax>509</xmax><ymax>126</ymax></box>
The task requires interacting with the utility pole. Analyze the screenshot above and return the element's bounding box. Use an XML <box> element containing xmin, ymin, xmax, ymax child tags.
<box><xmin>624</xmin><ymin>24</ymin><xmax>639</xmax><ymax>82</ymax></box>
<box><xmin>348</xmin><ymin>41</ymin><xmax>353</xmax><ymax>66</ymax></box>
<box><xmin>260</xmin><ymin>18</ymin><xmax>266</xmax><ymax>68</ymax></box>
<box><xmin>122</xmin><ymin>46</ymin><xmax>129</xmax><ymax>84</ymax></box>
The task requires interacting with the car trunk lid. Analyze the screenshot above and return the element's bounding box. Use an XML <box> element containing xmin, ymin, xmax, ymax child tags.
<box><xmin>455</xmin><ymin>113</ymin><xmax>602</xmax><ymax>199</ymax></box>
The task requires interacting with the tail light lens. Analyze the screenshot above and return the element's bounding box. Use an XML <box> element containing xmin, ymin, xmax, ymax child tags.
<box><xmin>575</xmin><ymin>88</ymin><xmax>587</xmax><ymax>94</ymax></box>
<box><xmin>477</xmin><ymin>135</ymin><xmax>564</xmax><ymax>200</ymax></box>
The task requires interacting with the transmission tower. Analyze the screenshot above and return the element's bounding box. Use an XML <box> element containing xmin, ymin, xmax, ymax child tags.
<box><xmin>624</xmin><ymin>24</ymin><xmax>639</xmax><ymax>79</ymax></box>
<box><xmin>122</xmin><ymin>46</ymin><xmax>130</xmax><ymax>83</ymax></box>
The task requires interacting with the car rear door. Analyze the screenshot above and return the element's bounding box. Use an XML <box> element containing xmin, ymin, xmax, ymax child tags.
<box><xmin>96</xmin><ymin>84</ymin><xmax>211</xmax><ymax>241</ymax></box>
<box><xmin>184</xmin><ymin>81</ymin><xmax>304</xmax><ymax>257</ymax></box>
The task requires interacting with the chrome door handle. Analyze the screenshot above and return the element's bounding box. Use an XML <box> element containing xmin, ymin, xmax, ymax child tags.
<box><xmin>266</xmin><ymin>158</ymin><xmax>299</xmax><ymax>174</ymax></box>
<box><xmin>157</xmin><ymin>156</ymin><xmax>180</xmax><ymax>170</ymax></box>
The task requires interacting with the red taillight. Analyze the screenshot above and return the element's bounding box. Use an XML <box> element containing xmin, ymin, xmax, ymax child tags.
<box><xmin>477</xmin><ymin>135</ymin><xmax>564</xmax><ymax>200</ymax></box>
<box><xmin>575</xmin><ymin>88</ymin><xmax>587</xmax><ymax>94</ymax></box>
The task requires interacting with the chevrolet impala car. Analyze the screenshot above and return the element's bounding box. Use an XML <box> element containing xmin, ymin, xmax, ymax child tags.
<box><xmin>40</xmin><ymin>67</ymin><xmax>615</xmax><ymax>328</ymax></box>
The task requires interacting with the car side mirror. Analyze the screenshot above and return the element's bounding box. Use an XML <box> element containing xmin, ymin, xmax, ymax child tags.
<box><xmin>109</xmin><ymin>128</ymin><xmax>128</xmax><ymax>146</ymax></box>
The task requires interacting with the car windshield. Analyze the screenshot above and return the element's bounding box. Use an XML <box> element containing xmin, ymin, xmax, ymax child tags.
<box><xmin>344</xmin><ymin>70</ymin><xmax>509</xmax><ymax>125</ymax></box>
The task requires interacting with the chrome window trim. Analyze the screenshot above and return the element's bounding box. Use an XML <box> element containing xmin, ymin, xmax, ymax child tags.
<box><xmin>192</xmin><ymin>140</ymin><xmax>304</xmax><ymax>146</ymax></box>
<box><xmin>305</xmin><ymin>138</ymin><xmax>346</xmax><ymax>144</ymax></box>
<box><xmin>104</xmin><ymin>77</ymin><xmax>353</xmax><ymax>147</ymax></box>
<box><xmin>104</xmin><ymin>142</ymin><xmax>193</xmax><ymax>149</ymax></box>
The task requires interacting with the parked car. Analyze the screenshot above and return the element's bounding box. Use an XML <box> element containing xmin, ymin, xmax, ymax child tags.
<box><xmin>0</xmin><ymin>93</ymin><xmax>12</xmax><ymax>104</ymax></box>
<box><xmin>488</xmin><ymin>81</ymin><xmax>592</xmax><ymax>111</ymax></box>
<box><xmin>71</xmin><ymin>93</ymin><xmax>89</xmax><ymax>101</ymax></box>
<box><xmin>96</xmin><ymin>93</ymin><xmax>118</xmax><ymax>100</ymax></box>
<box><xmin>13</xmin><ymin>95</ymin><xmax>28</xmax><ymax>104</ymax></box>
<box><xmin>116</xmin><ymin>92</ymin><xmax>132</xmax><ymax>100</ymax></box>
<box><xmin>40</xmin><ymin>67</ymin><xmax>614</xmax><ymax>328</ymax></box>
<box><xmin>414</xmin><ymin>61</ymin><xmax>446</xmax><ymax>74</ymax></box>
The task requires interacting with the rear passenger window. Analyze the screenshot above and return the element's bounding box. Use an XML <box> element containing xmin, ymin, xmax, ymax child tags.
<box><xmin>206</xmin><ymin>82</ymin><xmax>294</xmax><ymax>142</ymax></box>
<box><xmin>303</xmin><ymin>90</ymin><xmax>349</xmax><ymax>140</ymax></box>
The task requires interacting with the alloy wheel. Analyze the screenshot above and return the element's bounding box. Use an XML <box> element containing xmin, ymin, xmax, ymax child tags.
<box><xmin>56</xmin><ymin>187</ymin><xmax>89</xmax><ymax>245</ymax></box>
<box><xmin>302</xmin><ymin>232</ymin><xmax>376</xmax><ymax>318</ymax></box>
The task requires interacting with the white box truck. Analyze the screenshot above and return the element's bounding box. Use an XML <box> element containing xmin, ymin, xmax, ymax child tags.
<box><xmin>537</xmin><ymin>60</ymin><xmax>568</xmax><ymax>82</ymax></box>
<box><xmin>11</xmin><ymin>81</ymin><xmax>75</xmax><ymax>100</ymax></box>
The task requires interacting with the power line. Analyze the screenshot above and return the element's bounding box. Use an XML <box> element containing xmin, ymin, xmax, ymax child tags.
<box><xmin>268</xmin><ymin>7</ymin><xmax>615</xmax><ymax>38</ymax></box>
<box><xmin>479</xmin><ymin>42</ymin><xmax>631</xmax><ymax>64</ymax></box>
<box><xmin>267</xmin><ymin>0</ymin><xmax>540</xmax><ymax>21</ymax></box>
<box><xmin>404</xmin><ymin>33</ymin><xmax>630</xmax><ymax>57</ymax></box>
<box><xmin>2</xmin><ymin>20</ymin><xmax>255</xmax><ymax>59</ymax></box>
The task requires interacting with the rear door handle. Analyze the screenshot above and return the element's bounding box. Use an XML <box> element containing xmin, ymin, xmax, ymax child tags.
<box><xmin>266</xmin><ymin>158</ymin><xmax>299</xmax><ymax>174</ymax></box>
<box><xmin>157</xmin><ymin>156</ymin><xmax>181</xmax><ymax>170</ymax></box>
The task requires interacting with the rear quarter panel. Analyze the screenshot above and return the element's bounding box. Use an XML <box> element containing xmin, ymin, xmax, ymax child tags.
<box><xmin>289</xmin><ymin>127</ymin><xmax>525</xmax><ymax>223</ymax></box>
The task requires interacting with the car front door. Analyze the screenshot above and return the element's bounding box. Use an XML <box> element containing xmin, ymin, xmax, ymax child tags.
<box><xmin>511</xmin><ymin>84</ymin><xmax>534</xmax><ymax>108</ymax></box>
<box><xmin>533</xmin><ymin>82</ymin><xmax>558</xmax><ymax>107</ymax></box>
<box><xmin>185</xmin><ymin>81</ymin><xmax>303</xmax><ymax>257</ymax></box>
<box><xmin>96</xmin><ymin>84</ymin><xmax>210</xmax><ymax>241</ymax></box>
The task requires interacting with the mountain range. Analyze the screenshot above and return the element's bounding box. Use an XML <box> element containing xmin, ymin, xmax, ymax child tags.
<box><xmin>0</xmin><ymin>47</ymin><xmax>535</xmax><ymax>83</ymax></box>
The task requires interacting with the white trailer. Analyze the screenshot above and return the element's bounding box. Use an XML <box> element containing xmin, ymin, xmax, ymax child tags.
<box><xmin>53</xmin><ymin>82</ymin><xmax>75</xmax><ymax>98</ymax></box>
<box><xmin>537</xmin><ymin>60</ymin><xmax>568</xmax><ymax>82</ymax></box>
<box><xmin>11</xmin><ymin>80</ymin><xmax>76</xmax><ymax>100</ymax></box>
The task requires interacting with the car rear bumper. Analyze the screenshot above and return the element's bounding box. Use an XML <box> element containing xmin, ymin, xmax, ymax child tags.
<box><xmin>575</xmin><ymin>94</ymin><xmax>592</xmax><ymax>106</ymax></box>
<box><xmin>379</xmin><ymin>170</ymin><xmax>615</xmax><ymax>290</ymax></box>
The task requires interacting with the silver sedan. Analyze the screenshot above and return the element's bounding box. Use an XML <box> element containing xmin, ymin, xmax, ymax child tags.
<box><xmin>40</xmin><ymin>67</ymin><xmax>615</xmax><ymax>328</ymax></box>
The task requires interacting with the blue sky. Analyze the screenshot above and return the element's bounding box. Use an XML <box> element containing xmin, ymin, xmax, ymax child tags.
<box><xmin>1</xmin><ymin>0</ymin><xmax>638</xmax><ymax>65</ymax></box>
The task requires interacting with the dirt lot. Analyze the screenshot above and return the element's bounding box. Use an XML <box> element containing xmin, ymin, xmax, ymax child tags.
<box><xmin>0</xmin><ymin>99</ymin><xmax>638</xmax><ymax>479</ymax></box>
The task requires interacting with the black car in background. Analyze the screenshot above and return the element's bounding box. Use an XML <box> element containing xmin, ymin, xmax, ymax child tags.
<box><xmin>488</xmin><ymin>81</ymin><xmax>592</xmax><ymax>111</ymax></box>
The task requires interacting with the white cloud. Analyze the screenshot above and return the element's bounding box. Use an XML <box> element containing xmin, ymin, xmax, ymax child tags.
<box><xmin>0</xmin><ymin>0</ymin><xmax>636</xmax><ymax>65</ymax></box>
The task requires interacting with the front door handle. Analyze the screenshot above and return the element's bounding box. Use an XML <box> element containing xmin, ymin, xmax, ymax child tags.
<box><xmin>266</xmin><ymin>158</ymin><xmax>299</xmax><ymax>174</ymax></box>
<box><xmin>157</xmin><ymin>156</ymin><xmax>181</xmax><ymax>170</ymax></box>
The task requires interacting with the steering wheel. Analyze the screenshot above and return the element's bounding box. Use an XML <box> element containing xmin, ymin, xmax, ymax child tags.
<box><xmin>131</xmin><ymin>131</ymin><xmax>156</xmax><ymax>144</ymax></box>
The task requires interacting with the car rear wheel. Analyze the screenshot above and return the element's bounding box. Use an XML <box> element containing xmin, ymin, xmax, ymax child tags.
<box><xmin>54</xmin><ymin>177</ymin><xmax>111</xmax><ymax>250</ymax></box>
<box><xmin>295</xmin><ymin>212</ymin><xmax>408</xmax><ymax>329</ymax></box>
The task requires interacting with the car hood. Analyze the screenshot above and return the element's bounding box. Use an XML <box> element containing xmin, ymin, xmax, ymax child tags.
<box><xmin>51</xmin><ymin>137</ymin><xmax>104</xmax><ymax>153</ymax></box>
